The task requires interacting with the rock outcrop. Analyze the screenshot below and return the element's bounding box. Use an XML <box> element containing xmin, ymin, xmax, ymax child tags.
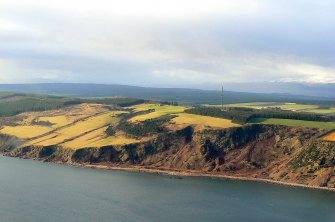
<box><xmin>1</xmin><ymin>125</ymin><xmax>335</xmax><ymax>189</ymax></box>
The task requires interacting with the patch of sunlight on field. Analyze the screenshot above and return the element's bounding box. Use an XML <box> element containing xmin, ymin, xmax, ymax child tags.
<box><xmin>33</xmin><ymin>133</ymin><xmax>68</xmax><ymax>146</ymax></box>
<box><xmin>278</xmin><ymin>103</ymin><xmax>319</xmax><ymax>111</ymax></box>
<box><xmin>0</xmin><ymin>125</ymin><xmax>52</xmax><ymax>139</ymax></box>
<box><xmin>249</xmin><ymin>118</ymin><xmax>335</xmax><ymax>129</ymax></box>
<box><xmin>227</xmin><ymin>102</ymin><xmax>335</xmax><ymax>114</ymax></box>
<box><xmin>224</xmin><ymin>102</ymin><xmax>321</xmax><ymax>111</ymax></box>
<box><xmin>38</xmin><ymin>115</ymin><xmax>71</xmax><ymax>127</ymax></box>
<box><xmin>172</xmin><ymin>113</ymin><xmax>240</xmax><ymax>128</ymax></box>
<box><xmin>25</xmin><ymin>111</ymin><xmax>123</xmax><ymax>147</ymax></box>
<box><xmin>224</xmin><ymin>102</ymin><xmax>280</xmax><ymax>109</ymax></box>
<box><xmin>304</xmin><ymin>108</ymin><xmax>335</xmax><ymax>114</ymax></box>
<box><xmin>58</xmin><ymin>112</ymin><xmax>120</xmax><ymax>137</ymax></box>
<box><xmin>91</xmin><ymin>136</ymin><xmax>138</xmax><ymax>147</ymax></box>
<box><xmin>60</xmin><ymin>127</ymin><xmax>106</xmax><ymax>149</ymax></box>
<box><xmin>130</xmin><ymin>104</ymin><xmax>187</xmax><ymax>122</ymax></box>
<box><xmin>324</xmin><ymin>132</ymin><xmax>335</xmax><ymax>142</ymax></box>
<box><xmin>25</xmin><ymin>133</ymin><xmax>59</xmax><ymax>146</ymax></box>
<box><xmin>61</xmin><ymin>127</ymin><xmax>139</xmax><ymax>149</ymax></box>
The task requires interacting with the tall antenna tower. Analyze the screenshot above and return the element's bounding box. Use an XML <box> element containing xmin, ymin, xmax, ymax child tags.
<box><xmin>221</xmin><ymin>83</ymin><xmax>225</xmax><ymax>111</ymax></box>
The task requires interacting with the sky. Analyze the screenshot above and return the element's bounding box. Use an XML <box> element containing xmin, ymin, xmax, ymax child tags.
<box><xmin>0</xmin><ymin>0</ymin><xmax>335</xmax><ymax>88</ymax></box>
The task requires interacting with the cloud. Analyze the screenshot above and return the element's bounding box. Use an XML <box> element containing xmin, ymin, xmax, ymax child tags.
<box><xmin>0</xmin><ymin>0</ymin><xmax>334</xmax><ymax>86</ymax></box>
<box><xmin>281</xmin><ymin>64</ymin><xmax>335</xmax><ymax>83</ymax></box>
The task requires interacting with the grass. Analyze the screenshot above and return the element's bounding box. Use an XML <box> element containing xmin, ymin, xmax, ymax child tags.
<box><xmin>25</xmin><ymin>110</ymin><xmax>134</xmax><ymax>148</ymax></box>
<box><xmin>225</xmin><ymin>102</ymin><xmax>335</xmax><ymax>113</ymax></box>
<box><xmin>61</xmin><ymin>127</ymin><xmax>139</xmax><ymax>149</ymax></box>
<box><xmin>4</xmin><ymin>106</ymin><xmax>131</xmax><ymax>149</ymax></box>
<box><xmin>224</xmin><ymin>102</ymin><xmax>281</xmax><ymax>109</ymax></box>
<box><xmin>2</xmin><ymin>102</ymin><xmax>201</xmax><ymax>149</ymax></box>
<box><xmin>57</xmin><ymin>112</ymin><xmax>119</xmax><ymax>137</ymax></box>
<box><xmin>38</xmin><ymin>115</ymin><xmax>71</xmax><ymax>128</ymax></box>
<box><xmin>130</xmin><ymin>104</ymin><xmax>187</xmax><ymax>122</ymax></box>
<box><xmin>304</xmin><ymin>108</ymin><xmax>335</xmax><ymax>114</ymax></box>
<box><xmin>277</xmin><ymin>103</ymin><xmax>318</xmax><ymax>111</ymax></box>
<box><xmin>28</xmin><ymin>112</ymin><xmax>121</xmax><ymax>146</ymax></box>
<box><xmin>0</xmin><ymin>125</ymin><xmax>52</xmax><ymax>139</ymax></box>
<box><xmin>249</xmin><ymin>118</ymin><xmax>335</xmax><ymax>129</ymax></box>
<box><xmin>5</xmin><ymin>99</ymin><xmax>334</xmax><ymax>150</ymax></box>
<box><xmin>172</xmin><ymin>113</ymin><xmax>240</xmax><ymax>128</ymax></box>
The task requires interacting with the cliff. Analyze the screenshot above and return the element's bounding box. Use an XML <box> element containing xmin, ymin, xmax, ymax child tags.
<box><xmin>1</xmin><ymin>125</ymin><xmax>335</xmax><ymax>189</ymax></box>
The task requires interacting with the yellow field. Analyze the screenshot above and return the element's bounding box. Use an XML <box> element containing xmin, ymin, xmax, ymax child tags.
<box><xmin>1</xmin><ymin>103</ymin><xmax>136</xmax><ymax>149</ymax></box>
<box><xmin>38</xmin><ymin>115</ymin><xmax>71</xmax><ymax>128</ymax></box>
<box><xmin>57</xmin><ymin>112</ymin><xmax>118</xmax><ymax>137</ymax></box>
<box><xmin>172</xmin><ymin>113</ymin><xmax>239</xmax><ymax>128</ymax></box>
<box><xmin>130</xmin><ymin>104</ymin><xmax>187</xmax><ymax>122</ymax></box>
<box><xmin>24</xmin><ymin>133</ymin><xmax>60</xmax><ymax>146</ymax></box>
<box><xmin>324</xmin><ymin>132</ymin><xmax>335</xmax><ymax>142</ymax></box>
<box><xmin>28</xmin><ymin>112</ymin><xmax>122</xmax><ymax>147</ymax></box>
<box><xmin>61</xmin><ymin>127</ymin><xmax>139</xmax><ymax>149</ymax></box>
<box><xmin>0</xmin><ymin>102</ymin><xmax>244</xmax><ymax>149</ymax></box>
<box><xmin>0</xmin><ymin>125</ymin><xmax>52</xmax><ymax>139</ymax></box>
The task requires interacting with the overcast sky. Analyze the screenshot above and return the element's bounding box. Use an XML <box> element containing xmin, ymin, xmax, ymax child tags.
<box><xmin>0</xmin><ymin>0</ymin><xmax>334</xmax><ymax>88</ymax></box>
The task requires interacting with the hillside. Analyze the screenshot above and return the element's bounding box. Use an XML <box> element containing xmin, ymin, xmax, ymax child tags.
<box><xmin>0</xmin><ymin>92</ymin><xmax>147</xmax><ymax>117</ymax></box>
<box><xmin>0</xmin><ymin>83</ymin><xmax>334</xmax><ymax>105</ymax></box>
<box><xmin>1</xmin><ymin>124</ymin><xmax>334</xmax><ymax>189</ymax></box>
<box><xmin>0</xmin><ymin>100</ymin><xmax>334</xmax><ymax>190</ymax></box>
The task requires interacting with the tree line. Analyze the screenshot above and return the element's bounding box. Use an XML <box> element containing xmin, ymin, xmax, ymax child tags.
<box><xmin>185</xmin><ymin>107</ymin><xmax>335</xmax><ymax>124</ymax></box>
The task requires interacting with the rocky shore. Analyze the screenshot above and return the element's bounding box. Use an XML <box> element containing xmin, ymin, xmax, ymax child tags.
<box><xmin>1</xmin><ymin>124</ymin><xmax>335</xmax><ymax>191</ymax></box>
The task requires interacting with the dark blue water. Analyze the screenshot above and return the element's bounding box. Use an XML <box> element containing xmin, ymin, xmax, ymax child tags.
<box><xmin>0</xmin><ymin>156</ymin><xmax>334</xmax><ymax>222</ymax></box>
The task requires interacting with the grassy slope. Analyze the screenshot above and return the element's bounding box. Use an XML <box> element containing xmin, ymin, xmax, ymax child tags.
<box><xmin>249</xmin><ymin>118</ymin><xmax>335</xmax><ymax>129</ymax></box>
<box><xmin>0</xmin><ymin>103</ymin><xmax>242</xmax><ymax>149</ymax></box>
<box><xmin>0</xmin><ymin>92</ymin><xmax>146</xmax><ymax>117</ymax></box>
<box><xmin>0</xmin><ymin>104</ymin><xmax>138</xmax><ymax>149</ymax></box>
<box><xmin>172</xmin><ymin>113</ymin><xmax>240</xmax><ymax>128</ymax></box>
<box><xmin>0</xmin><ymin>125</ymin><xmax>52</xmax><ymax>139</ymax></box>
<box><xmin>130</xmin><ymin>104</ymin><xmax>239</xmax><ymax>129</ymax></box>
<box><xmin>1</xmin><ymin>97</ymin><xmax>335</xmax><ymax>150</ymax></box>
<box><xmin>130</xmin><ymin>104</ymin><xmax>187</xmax><ymax>122</ymax></box>
<box><xmin>225</xmin><ymin>102</ymin><xmax>335</xmax><ymax>114</ymax></box>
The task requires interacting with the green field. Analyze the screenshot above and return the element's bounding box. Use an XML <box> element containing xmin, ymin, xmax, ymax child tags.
<box><xmin>223</xmin><ymin>102</ymin><xmax>335</xmax><ymax>114</ymax></box>
<box><xmin>249</xmin><ymin>118</ymin><xmax>335</xmax><ymax>129</ymax></box>
<box><xmin>304</xmin><ymin>108</ymin><xmax>335</xmax><ymax>114</ymax></box>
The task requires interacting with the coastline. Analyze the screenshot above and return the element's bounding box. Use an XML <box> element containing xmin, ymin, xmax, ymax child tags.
<box><xmin>2</xmin><ymin>154</ymin><xmax>334</xmax><ymax>192</ymax></box>
<box><xmin>80</xmin><ymin>162</ymin><xmax>335</xmax><ymax>193</ymax></box>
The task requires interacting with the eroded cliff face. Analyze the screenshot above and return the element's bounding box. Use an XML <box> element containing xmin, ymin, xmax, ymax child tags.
<box><xmin>1</xmin><ymin>125</ymin><xmax>335</xmax><ymax>189</ymax></box>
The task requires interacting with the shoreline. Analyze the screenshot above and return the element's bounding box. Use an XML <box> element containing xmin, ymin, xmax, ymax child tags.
<box><xmin>2</xmin><ymin>154</ymin><xmax>334</xmax><ymax>192</ymax></box>
<box><xmin>80</xmin><ymin>163</ymin><xmax>335</xmax><ymax>193</ymax></box>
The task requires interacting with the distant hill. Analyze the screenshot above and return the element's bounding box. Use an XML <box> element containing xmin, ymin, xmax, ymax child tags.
<box><xmin>212</xmin><ymin>82</ymin><xmax>335</xmax><ymax>99</ymax></box>
<box><xmin>0</xmin><ymin>83</ymin><xmax>333</xmax><ymax>105</ymax></box>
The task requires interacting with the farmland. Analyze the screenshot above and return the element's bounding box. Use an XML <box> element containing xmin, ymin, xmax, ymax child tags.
<box><xmin>0</xmin><ymin>92</ymin><xmax>147</xmax><ymax>117</ymax></box>
<box><xmin>130</xmin><ymin>104</ymin><xmax>187</xmax><ymax>122</ymax></box>
<box><xmin>0</xmin><ymin>103</ymin><xmax>137</xmax><ymax>149</ymax></box>
<box><xmin>1</xmin><ymin>125</ymin><xmax>53</xmax><ymax>139</ymax></box>
<box><xmin>224</xmin><ymin>102</ymin><xmax>335</xmax><ymax>114</ymax></box>
<box><xmin>172</xmin><ymin>113</ymin><xmax>240</xmax><ymax>129</ymax></box>
<box><xmin>0</xmin><ymin>102</ymin><xmax>242</xmax><ymax>149</ymax></box>
<box><xmin>1</xmin><ymin>96</ymin><xmax>335</xmax><ymax>151</ymax></box>
<box><xmin>249</xmin><ymin>118</ymin><xmax>335</xmax><ymax>129</ymax></box>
